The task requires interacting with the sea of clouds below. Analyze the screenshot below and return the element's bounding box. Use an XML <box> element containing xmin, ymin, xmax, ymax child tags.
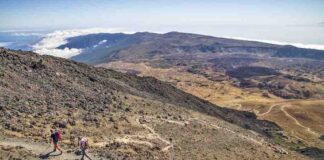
<box><xmin>28</xmin><ymin>28</ymin><xmax>324</xmax><ymax>59</ymax></box>
<box><xmin>31</xmin><ymin>28</ymin><xmax>131</xmax><ymax>58</ymax></box>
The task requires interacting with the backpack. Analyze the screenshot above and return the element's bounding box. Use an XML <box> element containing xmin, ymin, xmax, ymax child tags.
<box><xmin>55</xmin><ymin>129</ymin><xmax>62</xmax><ymax>141</ymax></box>
<box><xmin>80</xmin><ymin>138</ymin><xmax>89</xmax><ymax>149</ymax></box>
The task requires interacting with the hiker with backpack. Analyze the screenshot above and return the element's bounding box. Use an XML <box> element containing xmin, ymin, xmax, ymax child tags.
<box><xmin>78</xmin><ymin>137</ymin><xmax>92</xmax><ymax>160</ymax></box>
<box><xmin>50</xmin><ymin>129</ymin><xmax>63</xmax><ymax>154</ymax></box>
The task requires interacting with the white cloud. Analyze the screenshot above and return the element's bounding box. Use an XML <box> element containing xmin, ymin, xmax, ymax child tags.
<box><xmin>32</xmin><ymin>28</ymin><xmax>132</xmax><ymax>58</ymax></box>
<box><xmin>227</xmin><ymin>37</ymin><xmax>324</xmax><ymax>51</ymax></box>
<box><xmin>34</xmin><ymin>48</ymin><xmax>82</xmax><ymax>59</ymax></box>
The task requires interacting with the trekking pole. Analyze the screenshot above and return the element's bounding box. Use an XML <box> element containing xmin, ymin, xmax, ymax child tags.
<box><xmin>170</xmin><ymin>142</ymin><xmax>175</xmax><ymax>160</ymax></box>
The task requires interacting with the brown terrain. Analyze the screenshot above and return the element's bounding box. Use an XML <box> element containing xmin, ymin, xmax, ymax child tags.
<box><xmin>55</xmin><ymin>31</ymin><xmax>324</xmax><ymax>158</ymax></box>
<box><xmin>0</xmin><ymin>48</ymin><xmax>310</xmax><ymax>159</ymax></box>
<box><xmin>1</xmin><ymin>31</ymin><xmax>324</xmax><ymax>159</ymax></box>
<box><xmin>99</xmin><ymin>61</ymin><xmax>324</xmax><ymax>150</ymax></box>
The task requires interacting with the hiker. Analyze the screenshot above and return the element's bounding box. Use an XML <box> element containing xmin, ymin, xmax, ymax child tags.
<box><xmin>50</xmin><ymin>129</ymin><xmax>63</xmax><ymax>154</ymax></box>
<box><xmin>78</xmin><ymin>137</ymin><xmax>92</xmax><ymax>160</ymax></box>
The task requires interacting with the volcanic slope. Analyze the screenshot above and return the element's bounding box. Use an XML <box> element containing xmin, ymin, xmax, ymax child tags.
<box><xmin>0</xmin><ymin>48</ymin><xmax>307</xmax><ymax>159</ymax></box>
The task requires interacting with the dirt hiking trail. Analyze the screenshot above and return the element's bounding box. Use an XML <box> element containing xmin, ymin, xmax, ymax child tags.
<box><xmin>280</xmin><ymin>105</ymin><xmax>319</xmax><ymax>136</ymax></box>
<box><xmin>0</xmin><ymin>138</ymin><xmax>91</xmax><ymax>160</ymax></box>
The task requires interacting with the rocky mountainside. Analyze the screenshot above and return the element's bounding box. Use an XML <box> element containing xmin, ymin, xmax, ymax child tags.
<box><xmin>0</xmin><ymin>48</ymin><xmax>309</xmax><ymax>159</ymax></box>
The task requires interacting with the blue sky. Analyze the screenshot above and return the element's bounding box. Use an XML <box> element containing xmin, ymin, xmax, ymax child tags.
<box><xmin>1</xmin><ymin>0</ymin><xmax>323</xmax><ymax>29</ymax></box>
<box><xmin>0</xmin><ymin>0</ymin><xmax>324</xmax><ymax>44</ymax></box>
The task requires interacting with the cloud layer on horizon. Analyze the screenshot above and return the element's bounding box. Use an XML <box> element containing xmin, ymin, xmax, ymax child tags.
<box><xmin>229</xmin><ymin>37</ymin><xmax>324</xmax><ymax>51</ymax></box>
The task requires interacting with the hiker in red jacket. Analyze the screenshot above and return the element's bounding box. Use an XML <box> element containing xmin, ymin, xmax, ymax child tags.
<box><xmin>50</xmin><ymin>129</ymin><xmax>63</xmax><ymax>154</ymax></box>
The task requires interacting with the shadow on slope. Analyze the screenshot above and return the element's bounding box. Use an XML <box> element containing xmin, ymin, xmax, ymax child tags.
<box><xmin>297</xmin><ymin>147</ymin><xmax>324</xmax><ymax>160</ymax></box>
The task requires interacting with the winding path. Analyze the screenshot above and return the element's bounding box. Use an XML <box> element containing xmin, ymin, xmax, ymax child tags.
<box><xmin>1</xmin><ymin>115</ymin><xmax>288</xmax><ymax>158</ymax></box>
<box><xmin>280</xmin><ymin>105</ymin><xmax>319</xmax><ymax>136</ymax></box>
<box><xmin>113</xmin><ymin>117</ymin><xmax>174</xmax><ymax>152</ymax></box>
<box><xmin>255</xmin><ymin>103</ymin><xmax>319</xmax><ymax>136</ymax></box>
<box><xmin>187</xmin><ymin>117</ymin><xmax>265</xmax><ymax>146</ymax></box>
<box><xmin>115</xmin><ymin>115</ymin><xmax>267</xmax><ymax>152</ymax></box>
<box><xmin>136</xmin><ymin>117</ymin><xmax>174</xmax><ymax>151</ymax></box>
<box><xmin>258</xmin><ymin>104</ymin><xmax>278</xmax><ymax>117</ymax></box>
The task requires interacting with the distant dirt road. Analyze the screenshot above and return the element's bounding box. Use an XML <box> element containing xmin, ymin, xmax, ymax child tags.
<box><xmin>259</xmin><ymin>104</ymin><xmax>278</xmax><ymax>116</ymax></box>
<box><xmin>280</xmin><ymin>105</ymin><xmax>319</xmax><ymax>136</ymax></box>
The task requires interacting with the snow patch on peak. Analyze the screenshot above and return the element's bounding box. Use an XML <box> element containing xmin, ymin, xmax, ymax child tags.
<box><xmin>93</xmin><ymin>39</ymin><xmax>107</xmax><ymax>48</ymax></box>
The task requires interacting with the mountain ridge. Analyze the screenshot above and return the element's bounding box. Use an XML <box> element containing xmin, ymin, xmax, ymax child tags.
<box><xmin>56</xmin><ymin>32</ymin><xmax>324</xmax><ymax>65</ymax></box>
